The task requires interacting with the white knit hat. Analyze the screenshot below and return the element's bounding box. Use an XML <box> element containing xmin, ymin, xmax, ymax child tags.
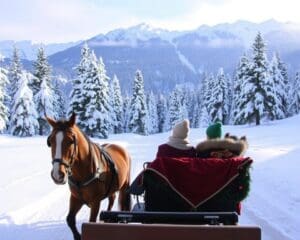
<box><xmin>172</xmin><ymin>119</ymin><xmax>190</xmax><ymax>140</ymax></box>
<box><xmin>167</xmin><ymin>119</ymin><xmax>193</xmax><ymax>150</ymax></box>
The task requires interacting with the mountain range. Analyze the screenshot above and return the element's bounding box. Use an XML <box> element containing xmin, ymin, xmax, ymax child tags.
<box><xmin>1</xmin><ymin>19</ymin><xmax>300</xmax><ymax>93</ymax></box>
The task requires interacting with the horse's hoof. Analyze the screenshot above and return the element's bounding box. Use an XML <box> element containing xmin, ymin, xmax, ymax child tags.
<box><xmin>75</xmin><ymin>233</ymin><xmax>81</xmax><ymax>240</ymax></box>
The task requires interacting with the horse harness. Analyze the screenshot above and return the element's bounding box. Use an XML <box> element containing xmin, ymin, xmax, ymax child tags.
<box><xmin>47</xmin><ymin>128</ymin><xmax>117</xmax><ymax>201</ymax></box>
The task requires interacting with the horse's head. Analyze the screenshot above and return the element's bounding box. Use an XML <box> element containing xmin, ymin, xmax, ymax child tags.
<box><xmin>46</xmin><ymin>113</ymin><xmax>78</xmax><ymax>185</ymax></box>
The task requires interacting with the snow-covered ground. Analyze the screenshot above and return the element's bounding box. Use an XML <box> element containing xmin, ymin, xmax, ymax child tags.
<box><xmin>1</xmin><ymin>115</ymin><xmax>300</xmax><ymax>240</ymax></box>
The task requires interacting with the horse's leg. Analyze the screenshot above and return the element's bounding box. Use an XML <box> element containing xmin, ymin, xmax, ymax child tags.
<box><xmin>107</xmin><ymin>193</ymin><xmax>116</xmax><ymax>211</ymax></box>
<box><xmin>118</xmin><ymin>182</ymin><xmax>131</xmax><ymax>211</ymax></box>
<box><xmin>66</xmin><ymin>195</ymin><xmax>83</xmax><ymax>240</ymax></box>
<box><xmin>89</xmin><ymin>200</ymin><xmax>101</xmax><ymax>222</ymax></box>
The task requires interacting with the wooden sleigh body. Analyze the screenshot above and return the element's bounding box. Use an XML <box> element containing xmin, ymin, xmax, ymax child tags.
<box><xmin>82</xmin><ymin>156</ymin><xmax>261</xmax><ymax>240</ymax></box>
<box><xmin>82</xmin><ymin>210</ymin><xmax>261</xmax><ymax>240</ymax></box>
<box><xmin>82</xmin><ymin>222</ymin><xmax>261</xmax><ymax>240</ymax></box>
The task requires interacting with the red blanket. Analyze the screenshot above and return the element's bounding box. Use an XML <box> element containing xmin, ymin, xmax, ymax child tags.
<box><xmin>146</xmin><ymin>157</ymin><xmax>252</xmax><ymax>208</ymax></box>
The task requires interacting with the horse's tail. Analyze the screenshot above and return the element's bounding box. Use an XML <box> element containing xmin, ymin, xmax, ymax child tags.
<box><xmin>118</xmin><ymin>155</ymin><xmax>131</xmax><ymax>211</ymax></box>
<box><xmin>119</xmin><ymin>184</ymin><xmax>131</xmax><ymax>211</ymax></box>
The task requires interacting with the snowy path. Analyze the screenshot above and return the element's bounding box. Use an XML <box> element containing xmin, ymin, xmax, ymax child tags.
<box><xmin>1</xmin><ymin>116</ymin><xmax>300</xmax><ymax>240</ymax></box>
<box><xmin>240</xmin><ymin>207</ymin><xmax>293</xmax><ymax>240</ymax></box>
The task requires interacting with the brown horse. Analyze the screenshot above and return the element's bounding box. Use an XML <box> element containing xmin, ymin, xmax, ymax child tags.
<box><xmin>46</xmin><ymin>113</ymin><xmax>131</xmax><ymax>240</ymax></box>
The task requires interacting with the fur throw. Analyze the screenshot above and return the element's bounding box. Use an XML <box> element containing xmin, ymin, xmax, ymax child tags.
<box><xmin>196</xmin><ymin>133</ymin><xmax>248</xmax><ymax>158</ymax></box>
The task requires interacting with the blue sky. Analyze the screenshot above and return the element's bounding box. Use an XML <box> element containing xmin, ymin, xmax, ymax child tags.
<box><xmin>1</xmin><ymin>0</ymin><xmax>300</xmax><ymax>43</ymax></box>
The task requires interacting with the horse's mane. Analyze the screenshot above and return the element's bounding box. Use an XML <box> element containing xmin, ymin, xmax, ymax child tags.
<box><xmin>52</xmin><ymin>120</ymin><xmax>71</xmax><ymax>131</ymax></box>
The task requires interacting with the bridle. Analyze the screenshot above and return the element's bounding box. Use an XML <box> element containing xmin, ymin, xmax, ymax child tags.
<box><xmin>47</xmin><ymin>128</ymin><xmax>78</xmax><ymax>175</ymax></box>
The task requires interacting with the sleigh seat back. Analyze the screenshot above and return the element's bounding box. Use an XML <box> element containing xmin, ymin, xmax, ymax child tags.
<box><xmin>131</xmin><ymin>156</ymin><xmax>252</xmax><ymax>215</ymax></box>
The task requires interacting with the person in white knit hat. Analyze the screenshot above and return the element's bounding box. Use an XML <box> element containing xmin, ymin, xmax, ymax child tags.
<box><xmin>155</xmin><ymin>119</ymin><xmax>196</xmax><ymax>158</ymax></box>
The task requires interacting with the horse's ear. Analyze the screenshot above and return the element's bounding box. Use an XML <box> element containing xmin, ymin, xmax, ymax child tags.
<box><xmin>241</xmin><ymin>136</ymin><xmax>247</xmax><ymax>141</ymax></box>
<box><xmin>46</xmin><ymin>116</ymin><xmax>56</xmax><ymax>128</ymax></box>
<box><xmin>68</xmin><ymin>113</ymin><xmax>76</xmax><ymax>127</ymax></box>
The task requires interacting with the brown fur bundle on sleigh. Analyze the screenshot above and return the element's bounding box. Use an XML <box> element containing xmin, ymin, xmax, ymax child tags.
<box><xmin>196</xmin><ymin>133</ymin><xmax>249</xmax><ymax>158</ymax></box>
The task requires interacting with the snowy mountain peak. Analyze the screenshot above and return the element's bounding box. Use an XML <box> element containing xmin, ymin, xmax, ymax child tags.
<box><xmin>3</xmin><ymin>19</ymin><xmax>300</xmax><ymax>61</ymax></box>
<box><xmin>130</xmin><ymin>22</ymin><xmax>156</xmax><ymax>32</ymax></box>
<box><xmin>90</xmin><ymin>23</ymin><xmax>178</xmax><ymax>47</ymax></box>
<box><xmin>105</xmin><ymin>23</ymin><xmax>172</xmax><ymax>42</ymax></box>
<box><xmin>191</xmin><ymin>19</ymin><xmax>300</xmax><ymax>46</ymax></box>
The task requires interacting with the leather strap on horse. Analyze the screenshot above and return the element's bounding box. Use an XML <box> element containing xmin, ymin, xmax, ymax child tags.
<box><xmin>67</xmin><ymin>142</ymin><xmax>117</xmax><ymax>200</ymax></box>
<box><xmin>98</xmin><ymin>145</ymin><xmax>117</xmax><ymax>198</ymax></box>
<box><xmin>67</xmin><ymin>129</ymin><xmax>100</xmax><ymax>189</ymax></box>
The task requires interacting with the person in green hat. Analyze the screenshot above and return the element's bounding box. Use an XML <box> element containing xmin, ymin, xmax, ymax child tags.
<box><xmin>196</xmin><ymin>121</ymin><xmax>248</xmax><ymax>158</ymax></box>
<box><xmin>206</xmin><ymin>122</ymin><xmax>222</xmax><ymax>139</ymax></box>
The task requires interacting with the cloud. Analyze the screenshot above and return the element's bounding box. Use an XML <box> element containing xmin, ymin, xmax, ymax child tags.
<box><xmin>182</xmin><ymin>0</ymin><xmax>300</xmax><ymax>27</ymax></box>
<box><xmin>0</xmin><ymin>0</ymin><xmax>236</xmax><ymax>42</ymax></box>
<box><xmin>0</xmin><ymin>0</ymin><xmax>300</xmax><ymax>43</ymax></box>
<box><xmin>0</xmin><ymin>0</ymin><xmax>138</xmax><ymax>43</ymax></box>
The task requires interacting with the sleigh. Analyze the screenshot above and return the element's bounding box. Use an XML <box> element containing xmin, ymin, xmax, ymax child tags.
<box><xmin>82</xmin><ymin>156</ymin><xmax>261</xmax><ymax>240</ymax></box>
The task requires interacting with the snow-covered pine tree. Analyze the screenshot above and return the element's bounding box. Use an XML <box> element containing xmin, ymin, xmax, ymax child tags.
<box><xmin>198</xmin><ymin>73</ymin><xmax>212</xmax><ymax>126</ymax></box>
<box><xmin>180</xmin><ymin>88</ymin><xmax>189</xmax><ymax>121</ymax></box>
<box><xmin>289</xmin><ymin>71</ymin><xmax>300</xmax><ymax>115</ymax></box>
<box><xmin>269</xmin><ymin>53</ymin><xmax>286</xmax><ymax>119</ymax></box>
<box><xmin>233</xmin><ymin>54</ymin><xmax>252</xmax><ymax>125</ymax></box>
<box><xmin>10</xmin><ymin>72</ymin><xmax>39</xmax><ymax>136</ymax></box>
<box><xmin>95</xmin><ymin>57</ymin><xmax>111</xmax><ymax>137</ymax></box>
<box><xmin>32</xmin><ymin>47</ymin><xmax>54</xmax><ymax>135</ymax></box>
<box><xmin>225</xmin><ymin>73</ymin><xmax>233</xmax><ymax>124</ymax></box>
<box><xmin>157</xmin><ymin>94</ymin><xmax>169</xmax><ymax>132</ymax></box>
<box><xmin>122</xmin><ymin>93</ymin><xmax>131</xmax><ymax>133</ymax></box>
<box><xmin>111</xmin><ymin>74</ymin><xmax>123</xmax><ymax>134</ymax></box>
<box><xmin>79</xmin><ymin>50</ymin><xmax>98</xmax><ymax>135</ymax></box>
<box><xmin>82</xmin><ymin>54</ymin><xmax>110</xmax><ymax>138</ymax></box>
<box><xmin>53</xmin><ymin>79</ymin><xmax>66</xmax><ymax>119</ymax></box>
<box><xmin>199</xmin><ymin>104</ymin><xmax>210</xmax><ymax>127</ymax></box>
<box><xmin>169</xmin><ymin>85</ymin><xmax>186</xmax><ymax>128</ymax></box>
<box><xmin>0</xmin><ymin>66</ymin><xmax>9</xmax><ymax>132</ymax></box>
<box><xmin>190</xmin><ymin>90</ymin><xmax>201</xmax><ymax>128</ymax></box>
<box><xmin>182</xmin><ymin>87</ymin><xmax>194</xmax><ymax>122</ymax></box>
<box><xmin>252</xmin><ymin>33</ymin><xmax>277</xmax><ymax>123</ymax></box>
<box><xmin>191</xmin><ymin>101</ymin><xmax>200</xmax><ymax>128</ymax></box>
<box><xmin>7</xmin><ymin>46</ymin><xmax>22</xmax><ymax>107</ymax></box>
<box><xmin>276</xmin><ymin>52</ymin><xmax>290</xmax><ymax>115</ymax></box>
<box><xmin>235</xmin><ymin>32</ymin><xmax>274</xmax><ymax>125</ymax></box>
<box><xmin>208</xmin><ymin>68</ymin><xmax>229</xmax><ymax>123</ymax></box>
<box><xmin>68</xmin><ymin>43</ymin><xmax>91</xmax><ymax>126</ymax></box>
<box><xmin>203</xmin><ymin>73</ymin><xmax>214</xmax><ymax>122</ymax></box>
<box><xmin>106</xmin><ymin>79</ymin><xmax>115</xmax><ymax>135</ymax></box>
<box><xmin>31</xmin><ymin>47</ymin><xmax>51</xmax><ymax>95</ymax></box>
<box><xmin>35</xmin><ymin>78</ymin><xmax>56</xmax><ymax>134</ymax></box>
<box><xmin>129</xmin><ymin>70</ymin><xmax>148</xmax><ymax>135</ymax></box>
<box><xmin>147</xmin><ymin>91</ymin><xmax>159</xmax><ymax>134</ymax></box>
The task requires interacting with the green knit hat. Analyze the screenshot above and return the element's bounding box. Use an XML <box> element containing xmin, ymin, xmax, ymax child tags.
<box><xmin>206</xmin><ymin>122</ymin><xmax>222</xmax><ymax>139</ymax></box>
